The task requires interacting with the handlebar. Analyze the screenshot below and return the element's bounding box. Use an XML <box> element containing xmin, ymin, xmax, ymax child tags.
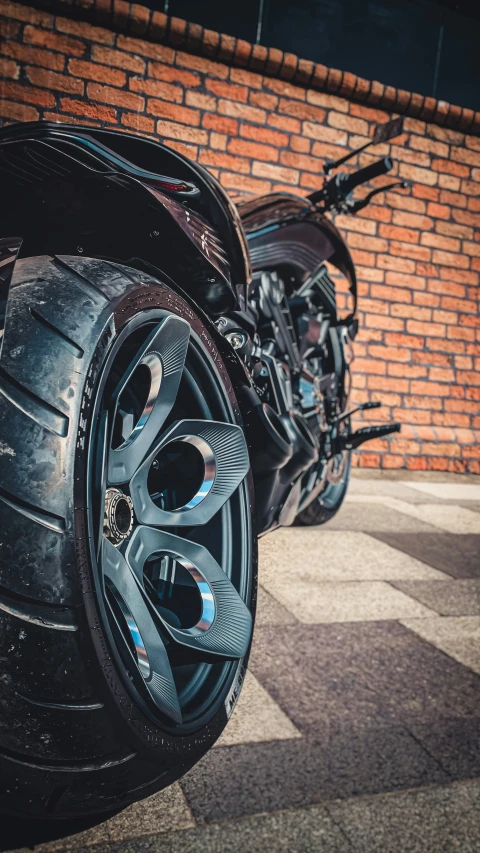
<box><xmin>341</xmin><ymin>157</ymin><xmax>393</xmax><ymax>195</ymax></box>
<box><xmin>308</xmin><ymin>156</ymin><xmax>394</xmax><ymax>211</ymax></box>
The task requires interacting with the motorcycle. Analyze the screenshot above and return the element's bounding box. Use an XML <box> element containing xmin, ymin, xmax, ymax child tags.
<box><xmin>0</xmin><ymin>116</ymin><xmax>404</xmax><ymax>818</ymax></box>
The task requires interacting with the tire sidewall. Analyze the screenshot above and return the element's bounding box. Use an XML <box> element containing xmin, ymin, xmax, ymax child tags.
<box><xmin>74</xmin><ymin>282</ymin><xmax>257</xmax><ymax>761</ymax></box>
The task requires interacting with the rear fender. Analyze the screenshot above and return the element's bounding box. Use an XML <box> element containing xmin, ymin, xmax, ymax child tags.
<box><xmin>0</xmin><ymin>122</ymin><xmax>248</xmax><ymax>316</ymax></box>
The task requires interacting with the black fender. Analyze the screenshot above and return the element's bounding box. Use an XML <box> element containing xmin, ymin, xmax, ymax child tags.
<box><xmin>0</xmin><ymin>121</ymin><xmax>251</xmax><ymax>316</ymax></box>
<box><xmin>238</xmin><ymin>192</ymin><xmax>357</xmax><ymax>318</ymax></box>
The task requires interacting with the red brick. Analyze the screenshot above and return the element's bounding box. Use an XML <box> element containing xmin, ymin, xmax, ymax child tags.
<box><xmin>147</xmin><ymin>101</ymin><xmax>199</xmax><ymax>125</ymax></box>
<box><xmin>59</xmin><ymin>98</ymin><xmax>117</xmax><ymax>122</ymax></box>
<box><xmin>130</xmin><ymin>76</ymin><xmax>183</xmax><ymax>103</ymax></box>
<box><xmin>56</xmin><ymin>16</ymin><xmax>114</xmax><ymax>45</ymax></box>
<box><xmin>420</xmin><ymin>232</ymin><xmax>461</xmax><ymax>252</ymax></box>
<box><xmin>148</xmin><ymin>61</ymin><xmax>200</xmax><ymax>88</ymax></box>
<box><xmin>392</xmin><ymin>210</ymin><xmax>434</xmax><ymax>231</ymax></box>
<box><xmin>68</xmin><ymin>58</ymin><xmax>125</xmax><ymax>87</ymax></box>
<box><xmin>117</xmin><ymin>36</ymin><xmax>174</xmax><ymax>62</ymax></box>
<box><xmin>328</xmin><ymin>110</ymin><xmax>368</xmax><ymax>135</ymax></box>
<box><xmin>252</xmin><ymin>161</ymin><xmax>299</xmax><ymax>185</ymax></box>
<box><xmin>185</xmin><ymin>90</ymin><xmax>216</xmax><ymax>111</ymax></box>
<box><xmin>409</xmin><ymin>135</ymin><xmax>449</xmax><ymax>157</ymax></box>
<box><xmin>250</xmin><ymin>90</ymin><xmax>278</xmax><ymax>111</ymax></box>
<box><xmin>240</xmin><ymin>124</ymin><xmax>289</xmax><ymax>147</ymax></box>
<box><xmin>199</xmin><ymin>149</ymin><xmax>250</xmax><ymax>175</ymax></box>
<box><xmin>432</xmin><ymin>249</ymin><xmax>470</xmax><ymax>269</ymax></box>
<box><xmin>23</xmin><ymin>25</ymin><xmax>86</xmax><ymax>57</ymax></box>
<box><xmin>426</xmin><ymin>202</ymin><xmax>450</xmax><ymax>219</ymax></box>
<box><xmin>121</xmin><ymin>112</ymin><xmax>155</xmax><ymax>134</ymax></box>
<box><xmin>346</xmin><ymin>233</ymin><xmax>388</xmax><ymax>253</ymax></box>
<box><xmin>0</xmin><ymin>98</ymin><xmax>39</xmax><ymax>121</ymax></box>
<box><xmin>410</xmin><ymin>381</ymin><xmax>450</xmax><ymax>397</ymax></box>
<box><xmin>156</xmin><ymin>121</ymin><xmax>208</xmax><ymax>145</ymax></box>
<box><xmin>26</xmin><ymin>65</ymin><xmax>84</xmax><ymax>94</ymax></box>
<box><xmin>91</xmin><ymin>45</ymin><xmax>145</xmax><ymax>73</ymax></box>
<box><xmin>265</xmin><ymin>78</ymin><xmax>306</xmax><ymax>100</ymax></box>
<box><xmin>218</xmin><ymin>99</ymin><xmax>266</xmax><ymax>124</ymax></box>
<box><xmin>205</xmin><ymin>79</ymin><xmax>248</xmax><ymax>103</ymax></box>
<box><xmin>175</xmin><ymin>50</ymin><xmax>229</xmax><ymax>80</ymax></box>
<box><xmin>436</xmin><ymin>220</ymin><xmax>474</xmax><ymax>240</ymax></box>
<box><xmin>440</xmin><ymin>189</ymin><xmax>467</xmax><ymax>208</ymax></box>
<box><xmin>432</xmin><ymin>158</ymin><xmax>470</xmax><ymax>178</ymax></box>
<box><xmin>278</xmin><ymin>98</ymin><xmax>326</xmax><ymax>123</ymax></box>
<box><xmin>450</xmin><ymin>145</ymin><xmax>480</xmax><ymax>167</ymax></box>
<box><xmin>220</xmin><ymin>171</ymin><xmax>272</xmax><ymax>195</ymax></box>
<box><xmin>413</xmin><ymin>184</ymin><xmax>440</xmax><ymax>201</ymax></box>
<box><xmin>1</xmin><ymin>42</ymin><xmax>65</xmax><ymax>71</ymax></box>
<box><xmin>390</xmin><ymin>241</ymin><xmax>432</xmax><ymax>262</ymax></box>
<box><xmin>230</xmin><ymin>67</ymin><xmax>262</xmax><ymax>89</ymax></box>
<box><xmin>1</xmin><ymin>80</ymin><xmax>55</xmax><ymax>107</ymax></box>
<box><xmin>385</xmin><ymin>192</ymin><xmax>426</xmax><ymax>214</ymax></box>
<box><xmin>87</xmin><ymin>82</ymin><xmax>143</xmax><ymax>112</ymax></box>
<box><xmin>379</xmin><ymin>224</ymin><xmax>419</xmax><ymax>244</ymax></box>
<box><xmin>0</xmin><ymin>57</ymin><xmax>19</xmax><ymax>79</ymax></box>
<box><xmin>202</xmin><ymin>113</ymin><xmax>238</xmax><ymax>135</ymax></box>
<box><xmin>268</xmin><ymin>114</ymin><xmax>301</xmax><ymax>133</ymax></box>
<box><xmin>399</xmin><ymin>163</ymin><xmax>438</xmax><ymax>186</ymax></box>
<box><xmin>0</xmin><ymin>2</ymin><xmax>52</xmax><ymax>26</ymax></box>
<box><xmin>229</xmin><ymin>138</ymin><xmax>279</xmax><ymax>163</ymax></box>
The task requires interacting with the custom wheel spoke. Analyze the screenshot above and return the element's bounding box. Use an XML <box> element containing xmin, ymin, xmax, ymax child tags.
<box><xmin>108</xmin><ymin>316</ymin><xmax>190</xmax><ymax>485</ymax></box>
<box><xmin>130</xmin><ymin>419</ymin><xmax>250</xmax><ymax>527</ymax></box>
<box><xmin>92</xmin><ymin>308</ymin><xmax>252</xmax><ymax>730</ymax></box>
<box><xmin>102</xmin><ymin>538</ymin><xmax>182</xmax><ymax>723</ymax></box>
<box><xmin>126</xmin><ymin>526</ymin><xmax>252</xmax><ymax>659</ymax></box>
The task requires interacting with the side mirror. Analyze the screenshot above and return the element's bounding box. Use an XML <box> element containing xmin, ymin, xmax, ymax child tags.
<box><xmin>372</xmin><ymin>116</ymin><xmax>405</xmax><ymax>145</ymax></box>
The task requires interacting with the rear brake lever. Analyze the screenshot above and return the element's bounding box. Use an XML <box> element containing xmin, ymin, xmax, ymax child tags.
<box><xmin>349</xmin><ymin>180</ymin><xmax>411</xmax><ymax>213</ymax></box>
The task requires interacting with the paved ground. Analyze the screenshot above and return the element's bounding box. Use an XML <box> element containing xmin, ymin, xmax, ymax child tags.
<box><xmin>3</xmin><ymin>472</ymin><xmax>480</xmax><ymax>853</ymax></box>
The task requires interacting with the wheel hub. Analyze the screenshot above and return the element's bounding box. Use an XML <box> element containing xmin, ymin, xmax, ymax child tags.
<box><xmin>104</xmin><ymin>488</ymin><xmax>134</xmax><ymax>546</ymax></box>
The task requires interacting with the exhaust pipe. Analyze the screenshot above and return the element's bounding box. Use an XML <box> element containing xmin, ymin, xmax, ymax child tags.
<box><xmin>280</xmin><ymin>412</ymin><xmax>318</xmax><ymax>482</ymax></box>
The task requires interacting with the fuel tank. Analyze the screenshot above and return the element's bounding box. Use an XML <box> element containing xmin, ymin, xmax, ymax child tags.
<box><xmin>237</xmin><ymin>193</ymin><xmax>357</xmax><ymax>316</ymax></box>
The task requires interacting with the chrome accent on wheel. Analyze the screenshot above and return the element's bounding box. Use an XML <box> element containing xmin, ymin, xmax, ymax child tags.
<box><xmin>108</xmin><ymin>316</ymin><xmax>190</xmax><ymax>485</ymax></box>
<box><xmin>102</xmin><ymin>538</ymin><xmax>182</xmax><ymax>723</ymax></box>
<box><xmin>104</xmin><ymin>488</ymin><xmax>134</xmax><ymax>546</ymax></box>
<box><xmin>92</xmin><ymin>309</ymin><xmax>252</xmax><ymax>728</ymax></box>
<box><xmin>130</xmin><ymin>419</ymin><xmax>250</xmax><ymax>527</ymax></box>
<box><xmin>126</xmin><ymin>526</ymin><xmax>252</xmax><ymax>657</ymax></box>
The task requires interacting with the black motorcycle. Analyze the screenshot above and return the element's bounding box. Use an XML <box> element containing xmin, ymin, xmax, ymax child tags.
<box><xmin>0</xmin><ymin>117</ymin><xmax>404</xmax><ymax>818</ymax></box>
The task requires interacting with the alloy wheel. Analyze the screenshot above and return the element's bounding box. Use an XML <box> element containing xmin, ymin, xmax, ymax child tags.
<box><xmin>88</xmin><ymin>310</ymin><xmax>253</xmax><ymax>734</ymax></box>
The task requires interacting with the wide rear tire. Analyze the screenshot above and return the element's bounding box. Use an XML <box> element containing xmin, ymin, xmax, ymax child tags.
<box><xmin>0</xmin><ymin>256</ymin><xmax>256</xmax><ymax>819</ymax></box>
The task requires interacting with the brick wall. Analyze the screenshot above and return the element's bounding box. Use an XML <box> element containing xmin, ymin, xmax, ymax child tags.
<box><xmin>1</xmin><ymin>0</ymin><xmax>479</xmax><ymax>473</ymax></box>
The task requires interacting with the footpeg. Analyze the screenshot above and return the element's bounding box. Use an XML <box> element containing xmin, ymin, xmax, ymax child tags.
<box><xmin>341</xmin><ymin>423</ymin><xmax>401</xmax><ymax>450</ymax></box>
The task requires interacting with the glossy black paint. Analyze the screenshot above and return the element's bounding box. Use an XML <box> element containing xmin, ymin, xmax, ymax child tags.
<box><xmin>238</xmin><ymin>193</ymin><xmax>357</xmax><ymax>319</ymax></box>
<box><xmin>0</xmin><ymin>122</ymin><xmax>251</xmax><ymax>315</ymax></box>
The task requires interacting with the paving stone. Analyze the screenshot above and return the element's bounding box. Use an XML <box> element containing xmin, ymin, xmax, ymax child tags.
<box><xmin>404</xmin><ymin>482</ymin><xmax>480</xmax><ymax>502</ymax></box>
<box><xmin>401</xmin><ymin>616</ymin><xmax>480</xmax><ymax>675</ymax></box>
<box><xmin>260</xmin><ymin>577</ymin><xmax>437</xmax><ymax>624</ymax></box>
<box><xmin>392</xmin><ymin>579</ymin><xmax>480</xmax><ymax>616</ymax></box>
<box><xmin>348</xmin><ymin>478</ymin><xmax>446</xmax><ymax>504</ymax></box>
<box><xmin>324</xmin><ymin>501</ymin><xmax>438</xmax><ymax>533</ymax></box>
<box><xmin>180</xmin><ymin>724</ymin><xmax>448</xmax><ymax>824</ymax></box>
<box><xmin>255</xmin><ymin>583</ymin><xmax>298</xmax><ymax>627</ymax></box>
<box><xmin>410</xmin><ymin>717</ymin><xmax>480</xmax><ymax>780</ymax></box>
<box><xmin>250</xmin><ymin>622</ymin><xmax>480</xmax><ymax>731</ymax></box>
<box><xmin>260</xmin><ymin>530</ymin><xmax>447</xmax><ymax>582</ymax></box>
<box><xmin>68</xmin><ymin>805</ymin><xmax>354</xmax><ymax>853</ymax></box>
<box><xmin>347</xmin><ymin>496</ymin><xmax>480</xmax><ymax>535</ymax></box>
<box><xmin>3</xmin><ymin>784</ymin><xmax>193</xmax><ymax>853</ymax></box>
<box><xmin>370</xmin><ymin>532</ymin><xmax>480</xmax><ymax>579</ymax></box>
<box><xmin>327</xmin><ymin>780</ymin><xmax>480</xmax><ymax>853</ymax></box>
<box><xmin>215</xmin><ymin>670</ymin><xmax>301</xmax><ymax>747</ymax></box>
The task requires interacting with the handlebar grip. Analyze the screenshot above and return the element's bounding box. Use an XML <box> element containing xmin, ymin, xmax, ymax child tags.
<box><xmin>342</xmin><ymin>157</ymin><xmax>393</xmax><ymax>194</ymax></box>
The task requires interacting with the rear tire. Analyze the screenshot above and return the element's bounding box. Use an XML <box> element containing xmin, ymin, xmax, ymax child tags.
<box><xmin>0</xmin><ymin>255</ymin><xmax>256</xmax><ymax>818</ymax></box>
